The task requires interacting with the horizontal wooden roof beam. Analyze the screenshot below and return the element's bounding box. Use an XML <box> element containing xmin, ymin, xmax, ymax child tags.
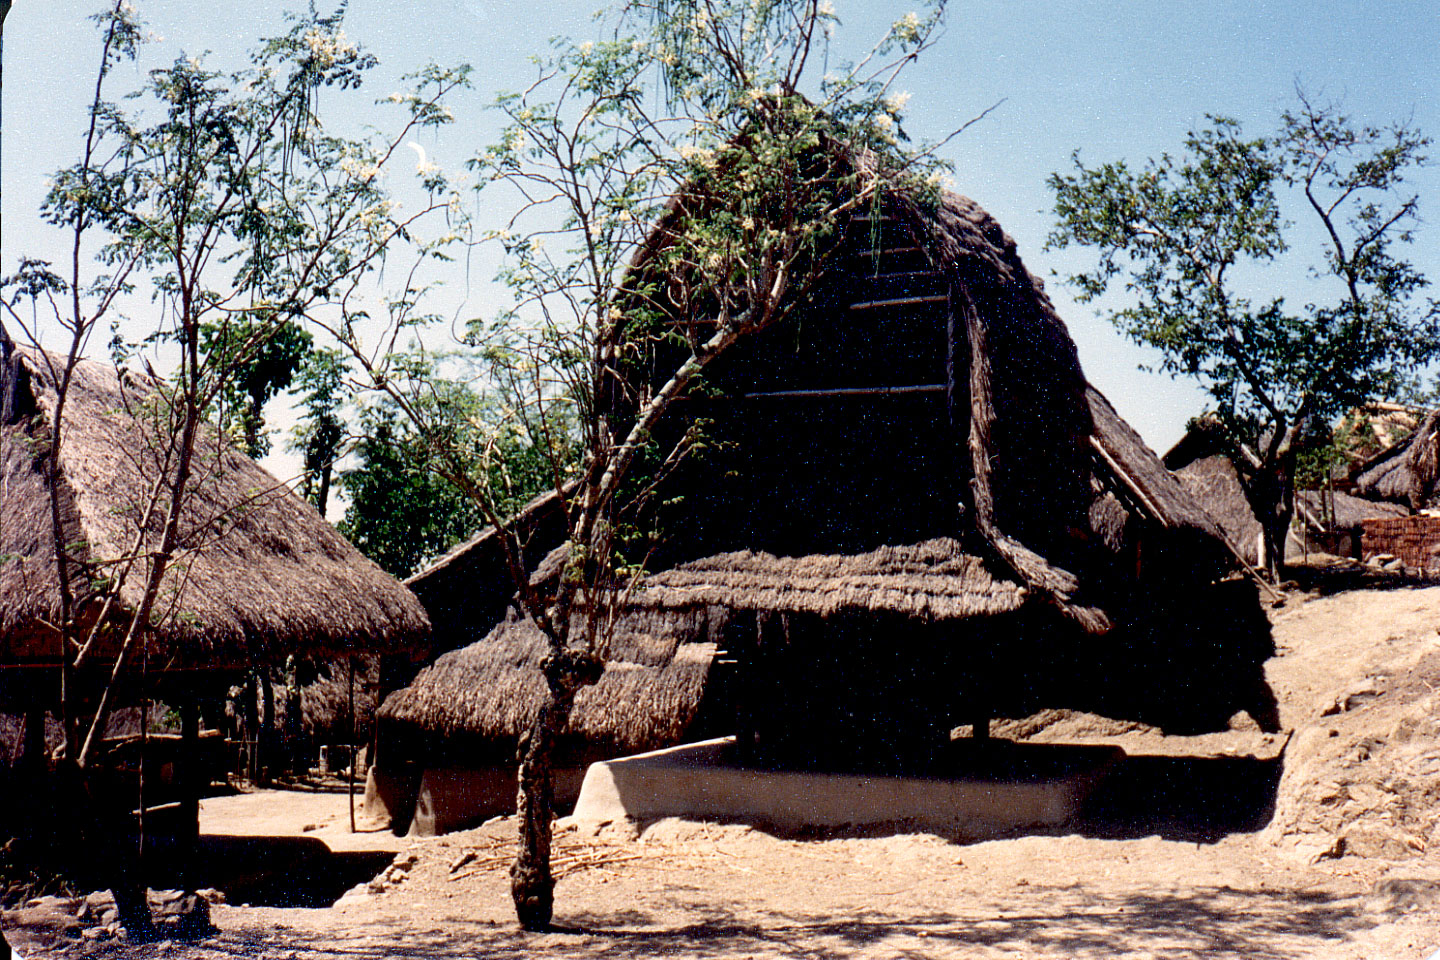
<box><xmin>848</xmin><ymin>294</ymin><xmax>949</xmax><ymax>310</ymax></box>
<box><xmin>699</xmin><ymin>383</ymin><xmax>946</xmax><ymax>401</ymax></box>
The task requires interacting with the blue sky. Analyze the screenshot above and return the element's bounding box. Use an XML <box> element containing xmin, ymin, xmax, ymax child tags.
<box><xmin>4</xmin><ymin>0</ymin><xmax>1439</xmax><ymax>482</ymax></box>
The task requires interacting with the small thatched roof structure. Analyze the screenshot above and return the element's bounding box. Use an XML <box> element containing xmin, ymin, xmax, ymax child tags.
<box><xmin>377</xmin><ymin>607</ymin><xmax>727</xmax><ymax>766</ymax></box>
<box><xmin>1177</xmin><ymin>454</ymin><xmax>1407</xmax><ymax>566</ymax></box>
<box><xmin>1173</xmin><ymin>456</ymin><xmax>1266</xmax><ymax>565</ymax></box>
<box><xmin>1354</xmin><ymin>410</ymin><xmax>1440</xmax><ymax>511</ymax></box>
<box><xmin>0</xmin><ymin>341</ymin><xmax>430</xmax><ymax>672</ymax></box>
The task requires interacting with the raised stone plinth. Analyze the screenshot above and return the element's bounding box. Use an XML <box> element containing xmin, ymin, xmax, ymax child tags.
<box><xmin>571</xmin><ymin>737</ymin><xmax>1121</xmax><ymax>838</ymax></box>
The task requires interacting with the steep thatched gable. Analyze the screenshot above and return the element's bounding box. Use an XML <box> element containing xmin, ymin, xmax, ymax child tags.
<box><xmin>1355</xmin><ymin>410</ymin><xmax>1440</xmax><ymax>511</ymax></box>
<box><xmin>392</xmin><ymin>180</ymin><xmax>1264</xmax><ymax>755</ymax></box>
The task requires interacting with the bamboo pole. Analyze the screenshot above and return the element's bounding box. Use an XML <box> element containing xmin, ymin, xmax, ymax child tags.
<box><xmin>347</xmin><ymin>657</ymin><xmax>355</xmax><ymax>833</ymax></box>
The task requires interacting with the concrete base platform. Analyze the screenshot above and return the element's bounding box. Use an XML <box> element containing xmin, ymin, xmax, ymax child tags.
<box><xmin>572</xmin><ymin>737</ymin><xmax>1122</xmax><ymax>838</ymax></box>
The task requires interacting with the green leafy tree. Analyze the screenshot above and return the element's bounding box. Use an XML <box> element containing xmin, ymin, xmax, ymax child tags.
<box><xmin>289</xmin><ymin>346</ymin><xmax>348</xmax><ymax>514</ymax></box>
<box><xmin>337</xmin><ymin>357</ymin><xmax>568</xmax><ymax>577</ymax></box>
<box><xmin>332</xmin><ymin>0</ymin><xmax>957</xmax><ymax>928</ymax></box>
<box><xmin>1048</xmin><ymin>99</ymin><xmax>1437</xmax><ymax>576</ymax></box>
<box><xmin>1</xmin><ymin>1</ymin><xmax>465</xmax><ymax>933</ymax></box>
<box><xmin>200</xmin><ymin>317</ymin><xmax>313</xmax><ymax>457</ymax></box>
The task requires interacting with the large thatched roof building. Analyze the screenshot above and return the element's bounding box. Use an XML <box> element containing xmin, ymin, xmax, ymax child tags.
<box><xmin>376</xmin><ymin>178</ymin><xmax>1277</xmax><ymax>827</ymax></box>
<box><xmin>0</xmin><ymin>339</ymin><xmax>430</xmax><ymax>697</ymax></box>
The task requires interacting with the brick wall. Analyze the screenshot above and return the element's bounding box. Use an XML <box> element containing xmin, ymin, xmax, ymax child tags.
<box><xmin>1360</xmin><ymin>516</ymin><xmax>1440</xmax><ymax>572</ymax></box>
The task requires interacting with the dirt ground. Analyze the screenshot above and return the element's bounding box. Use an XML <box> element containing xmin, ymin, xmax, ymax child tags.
<box><xmin>10</xmin><ymin>566</ymin><xmax>1440</xmax><ymax>959</ymax></box>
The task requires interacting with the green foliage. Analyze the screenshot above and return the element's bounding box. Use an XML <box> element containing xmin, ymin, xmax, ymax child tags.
<box><xmin>200</xmin><ymin>318</ymin><xmax>313</xmax><ymax>457</ymax></box>
<box><xmin>1048</xmin><ymin>106</ymin><xmax>1437</xmax><ymax>445</ymax></box>
<box><xmin>460</xmin><ymin>0</ymin><xmax>952</xmax><ymax>540</ymax></box>
<box><xmin>1049</xmin><ymin>98</ymin><xmax>1436</xmax><ymax>573</ymax></box>
<box><xmin>288</xmin><ymin>347</ymin><xmax>348</xmax><ymax>513</ymax></box>
<box><xmin>337</xmin><ymin>365</ymin><xmax>573</xmax><ymax>578</ymax></box>
<box><xmin>337</xmin><ymin>406</ymin><xmax>485</xmax><ymax>578</ymax></box>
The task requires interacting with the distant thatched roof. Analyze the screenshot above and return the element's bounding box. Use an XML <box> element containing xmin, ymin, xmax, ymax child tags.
<box><xmin>633</xmin><ymin>538</ymin><xmax>1025</xmax><ymax>620</ymax></box>
<box><xmin>377</xmin><ymin>606</ymin><xmax>725</xmax><ymax>763</ymax></box>
<box><xmin>1355</xmin><ymin>410</ymin><xmax>1440</xmax><ymax>511</ymax></box>
<box><xmin>1177</xmin><ymin>454</ymin><xmax>1408</xmax><ymax>566</ymax></box>
<box><xmin>404</xmin><ymin>484</ymin><xmax>570</xmax><ymax>657</ymax></box>
<box><xmin>1174</xmin><ymin>456</ymin><xmax>1265</xmax><ymax>565</ymax></box>
<box><xmin>1296</xmin><ymin>490</ymin><xmax>1408</xmax><ymax>532</ymax></box>
<box><xmin>1086</xmin><ymin>388</ymin><xmax>1229</xmax><ymax>548</ymax></box>
<box><xmin>0</xmin><ymin>342</ymin><xmax>430</xmax><ymax>669</ymax></box>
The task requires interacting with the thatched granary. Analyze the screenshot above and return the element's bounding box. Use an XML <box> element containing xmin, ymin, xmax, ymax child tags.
<box><xmin>378</xmin><ymin>180</ymin><xmax>1278</xmax><ymax>832</ymax></box>
<box><xmin>0</xmin><ymin>338</ymin><xmax>431</xmax><ymax>700</ymax></box>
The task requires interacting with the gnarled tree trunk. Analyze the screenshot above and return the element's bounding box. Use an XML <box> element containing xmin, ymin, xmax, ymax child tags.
<box><xmin>510</xmin><ymin>649</ymin><xmax>602</xmax><ymax>931</ymax></box>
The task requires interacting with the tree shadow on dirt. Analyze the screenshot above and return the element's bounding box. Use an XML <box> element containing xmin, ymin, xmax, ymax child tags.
<box><xmin>553</xmin><ymin>883</ymin><xmax>1362</xmax><ymax>960</ymax></box>
<box><xmin>153</xmin><ymin>882</ymin><xmax>1365</xmax><ymax>960</ymax></box>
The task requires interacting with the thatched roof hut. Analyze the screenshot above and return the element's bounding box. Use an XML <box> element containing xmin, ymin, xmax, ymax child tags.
<box><xmin>1172</xmin><ymin>456</ymin><xmax>1266</xmax><ymax>565</ymax></box>
<box><xmin>1354</xmin><ymin>410</ymin><xmax>1440</xmax><ymax>511</ymax></box>
<box><xmin>386</xmin><ymin>177</ymin><xmax>1273</xmax><ymax>783</ymax></box>
<box><xmin>1175</xmin><ymin>453</ymin><xmax>1407</xmax><ymax>566</ymax></box>
<box><xmin>0</xmin><ymin>340</ymin><xmax>430</xmax><ymax>680</ymax></box>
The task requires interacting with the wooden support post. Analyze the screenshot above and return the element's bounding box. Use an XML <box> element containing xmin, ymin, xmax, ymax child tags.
<box><xmin>734</xmin><ymin>622</ymin><xmax>755</xmax><ymax>766</ymax></box>
<box><xmin>243</xmin><ymin>672</ymin><xmax>258</xmax><ymax>783</ymax></box>
<box><xmin>348</xmin><ymin>657</ymin><xmax>356</xmax><ymax>833</ymax></box>
<box><xmin>179</xmin><ymin>697</ymin><xmax>200</xmax><ymax>892</ymax></box>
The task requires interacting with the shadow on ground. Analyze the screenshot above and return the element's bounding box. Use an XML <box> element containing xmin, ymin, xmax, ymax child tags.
<box><xmin>146</xmin><ymin>836</ymin><xmax>393</xmax><ymax>908</ymax></box>
<box><xmin>131</xmin><ymin>882</ymin><xmax>1363</xmax><ymax>960</ymax></box>
<box><xmin>1074</xmin><ymin>752</ymin><xmax>1283</xmax><ymax>843</ymax></box>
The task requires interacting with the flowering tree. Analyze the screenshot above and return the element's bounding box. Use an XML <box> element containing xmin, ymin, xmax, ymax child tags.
<box><xmin>1</xmin><ymin>1</ymin><xmax>465</xmax><ymax>934</ymax></box>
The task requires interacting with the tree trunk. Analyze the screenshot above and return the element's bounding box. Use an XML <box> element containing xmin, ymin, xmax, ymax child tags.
<box><xmin>511</xmin><ymin>692</ymin><xmax>571</xmax><ymax>931</ymax></box>
<box><xmin>316</xmin><ymin>461</ymin><xmax>332</xmax><ymax>518</ymax></box>
<box><xmin>1249</xmin><ymin>457</ymin><xmax>1296</xmax><ymax>582</ymax></box>
<box><xmin>510</xmin><ymin>649</ymin><xmax>602</xmax><ymax>931</ymax></box>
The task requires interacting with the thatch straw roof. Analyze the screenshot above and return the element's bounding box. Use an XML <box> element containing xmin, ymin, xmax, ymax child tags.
<box><xmin>408</xmin><ymin>188</ymin><xmax>1233</xmax><ymax>647</ymax></box>
<box><xmin>0</xmin><ymin>342</ymin><xmax>430</xmax><ymax>669</ymax></box>
<box><xmin>377</xmin><ymin>606</ymin><xmax>725</xmax><ymax>763</ymax></box>
<box><xmin>389</xmin><ymin>179</ymin><xmax>1253</xmax><ymax>749</ymax></box>
<box><xmin>1177</xmin><ymin>454</ymin><xmax>1408</xmax><ymax>565</ymax></box>
<box><xmin>1355</xmin><ymin>410</ymin><xmax>1440</xmax><ymax>511</ymax></box>
<box><xmin>633</xmin><ymin>538</ymin><xmax>1025</xmax><ymax>620</ymax></box>
<box><xmin>1174</xmin><ymin>456</ymin><xmax>1265</xmax><ymax>565</ymax></box>
<box><xmin>1086</xmin><ymin>387</ymin><xmax>1229</xmax><ymax>548</ymax></box>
